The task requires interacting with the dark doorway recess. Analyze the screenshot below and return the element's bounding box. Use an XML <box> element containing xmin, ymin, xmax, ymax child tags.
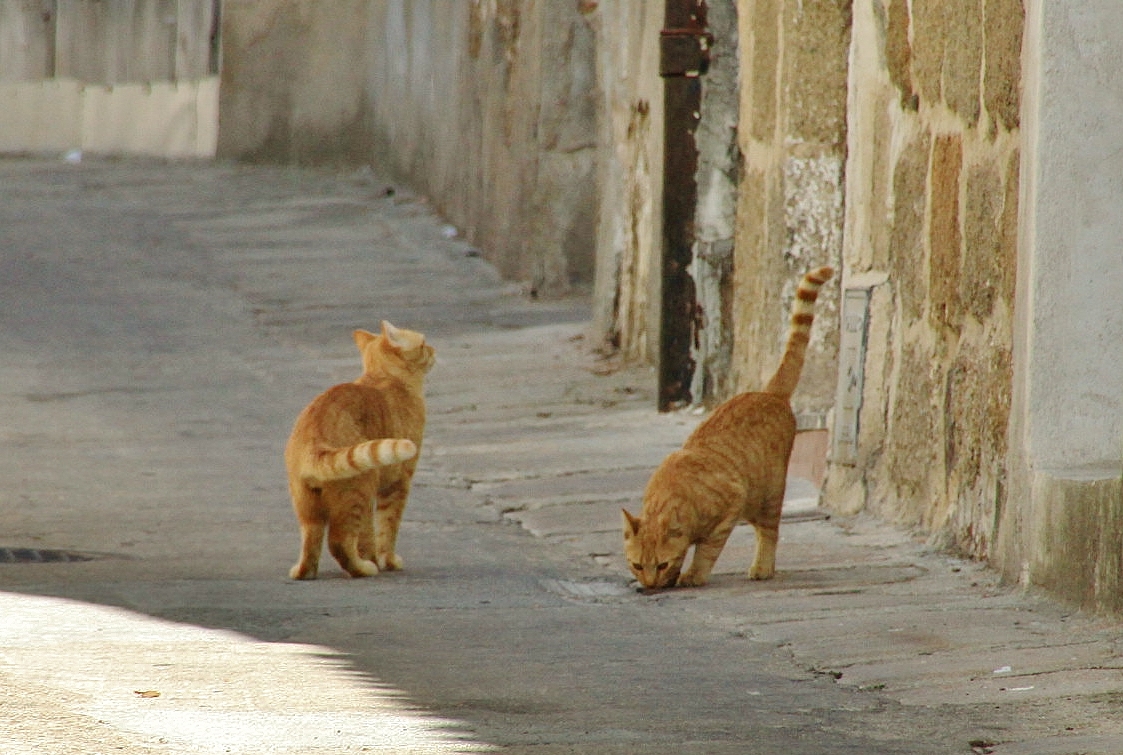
<box><xmin>658</xmin><ymin>0</ymin><xmax>710</xmax><ymax>411</ymax></box>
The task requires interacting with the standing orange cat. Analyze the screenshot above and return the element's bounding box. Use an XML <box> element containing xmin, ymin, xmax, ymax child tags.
<box><xmin>623</xmin><ymin>266</ymin><xmax>834</xmax><ymax>589</ymax></box>
<box><xmin>286</xmin><ymin>321</ymin><xmax>434</xmax><ymax>579</ymax></box>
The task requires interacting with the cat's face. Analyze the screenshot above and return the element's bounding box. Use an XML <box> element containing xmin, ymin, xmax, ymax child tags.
<box><xmin>621</xmin><ymin>509</ymin><xmax>690</xmax><ymax>589</ymax></box>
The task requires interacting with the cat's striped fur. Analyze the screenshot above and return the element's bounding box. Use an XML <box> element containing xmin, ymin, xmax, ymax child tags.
<box><xmin>299</xmin><ymin>437</ymin><xmax>418</xmax><ymax>483</ymax></box>
<box><xmin>623</xmin><ymin>266</ymin><xmax>834</xmax><ymax>589</ymax></box>
<box><xmin>286</xmin><ymin>321</ymin><xmax>433</xmax><ymax>580</ymax></box>
<box><xmin>765</xmin><ymin>265</ymin><xmax>835</xmax><ymax>398</ymax></box>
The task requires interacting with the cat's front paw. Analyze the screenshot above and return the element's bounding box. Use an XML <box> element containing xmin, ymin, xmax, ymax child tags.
<box><xmin>290</xmin><ymin>562</ymin><xmax>318</xmax><ymax>580</ymax></box>
<box><xmin>676</xmin><ymin>571</ymin><xmax>708</xmax><ymax>588</ymax></box>
<box><xmin>748</xmin><ymin>564</ymin><xmax>775</xmax><ymax>580</ymax></box>
<box><xmin>377</xmin><ymin>553</ymin><xmax>404</xmax><ymax>571</ymax></box>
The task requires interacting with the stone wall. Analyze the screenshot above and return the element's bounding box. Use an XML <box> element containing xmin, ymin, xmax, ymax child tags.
<box><xmin>218</xmin><ymin>0</ymin><xmax>598</xmax><ymax>297</ymax></box>
<box><xmin>824</xmin><ymin>0</ymin><xmax>1024</xmax><ymax>561</ymax></box>
<box><xmin>217</xmin><ymin>0</ymin><xmax>375</xmax><ymax>165</ymax></box>
<box><xmin>732</xmin><ymin>0</ymin><xmax>849</xmax><ymax>420</ymax></box>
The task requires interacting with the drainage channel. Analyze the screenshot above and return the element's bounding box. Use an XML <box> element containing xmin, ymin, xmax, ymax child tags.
<box><xmin>0</xmin><ymin>548</ymin><xmax>97</xmax><ymax>564</ymax></box>
<box><xmin>540</xmin><ymin>578</ymin><xmax>637</xmax><ymax>604</ymax></box>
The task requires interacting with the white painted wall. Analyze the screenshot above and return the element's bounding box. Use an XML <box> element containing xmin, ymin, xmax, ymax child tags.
<box><xmin>0</xmin><ymin>78</ymin><xmax>219</xmax><ymax>158</ymax></box>
<box><xmin>1012</xmin><ymin>1</ymin><xmax>1123</xmax><ymax>477</ymax></box>
<box><xmin>1001</xmin><ymin>0</ymin><xmax>1123</xmax><ymax>607</ymax></box>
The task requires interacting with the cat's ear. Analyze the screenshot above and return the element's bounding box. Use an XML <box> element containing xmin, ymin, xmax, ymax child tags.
<box><xmin>381</xmin><ymin>320</ymin><xmax>408</xmax><ymax>350</ymax></box>
<box><xmin>353</xmin><ymin>329</ymin><xmax>378</xmax><ymax>350</ymax></box>
<box><xmin>622</xmin><ymin>509</ymin><xmax>641</xmax><ymax>538</ymax></box>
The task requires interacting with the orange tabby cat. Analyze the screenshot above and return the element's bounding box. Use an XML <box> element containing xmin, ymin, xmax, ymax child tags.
<box><xmin>286</xmin><ymin>321</ymin><xmax>434</xmax><ymax>579</ymax></box>
<box><xmin>623</xmin><ymin>266</ymin><xmax>834</xmax><ymax>589</ymax></box>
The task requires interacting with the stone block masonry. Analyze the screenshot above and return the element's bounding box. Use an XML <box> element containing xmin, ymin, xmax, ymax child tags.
<box><xmin>732</xmin><ymin>0</ymin><xmax>849</xmax><ymax>420</ymax></box>
<box><xmin>825</xmin><ymin>0</ymin><xmax>1023</xmax><ymax>569</ymax></box>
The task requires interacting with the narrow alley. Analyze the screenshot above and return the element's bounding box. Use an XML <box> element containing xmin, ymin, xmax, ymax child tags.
<box><xmin>0</xmin><ymin>158</ymin><xmax>1120</xmax><ymax>755</ymax></box>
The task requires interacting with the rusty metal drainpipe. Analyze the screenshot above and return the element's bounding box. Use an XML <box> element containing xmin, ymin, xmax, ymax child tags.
<box><xmin>658</xmin><ymin>0</ymin><xmax>711</xmax><ymax>411</ymax></box>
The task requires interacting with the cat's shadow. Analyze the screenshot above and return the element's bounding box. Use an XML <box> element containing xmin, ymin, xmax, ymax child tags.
<box><xmin>690</xmin><ymin>563</ymin><xmax>928</xmax><ymax>593</ymax></box>
<box><xmin>625</xmin><ymin>562</ymin><xmax>926</xmax><ymax>597</ymax></box>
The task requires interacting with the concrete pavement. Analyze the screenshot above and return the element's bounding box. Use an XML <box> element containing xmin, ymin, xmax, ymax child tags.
<box><xmin>0</xmin><ymin>157</ymin><xmax>1121</xmax><ymax>754</ymax></box>
<box><xmin>425</xmin><ymin>324</ymin><xmax>1123</xmax><ymax>755</ymax></box>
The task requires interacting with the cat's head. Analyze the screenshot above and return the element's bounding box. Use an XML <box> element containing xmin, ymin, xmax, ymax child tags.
<box><xmin>354</xmin><ymin>321</ymin><xmax>436</xmax><ymax>377</ymax></box>
<box><xmin>621</xmin><ymin>508</ymin><xmax>690</xmax><ymax>589</ymax></box>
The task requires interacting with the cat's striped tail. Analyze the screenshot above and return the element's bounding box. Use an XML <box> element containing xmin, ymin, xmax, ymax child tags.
<box><xmin>763</xmin><ymin>266</ymin><xmax>835</xmax><ymax>399</ymax></box>
<box><xmin>303</xmin><ymin>438</ymin><xmax>417</xmax><ymax>483</ymax></box>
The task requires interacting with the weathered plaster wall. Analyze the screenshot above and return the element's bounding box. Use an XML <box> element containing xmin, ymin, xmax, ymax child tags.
<box><xmin>218</xmin><ymin>0</ymin><xmax>598</xmax><ymax>297</ymax></box>
<box><xmin>825</xmin><ymin>0</ymin><xmax>1024</xmax><ymax>562</ymax></box>
<box><xmin>998</xmin><ymin>0</ymin><xmax>1123</xmax><ymax>613</ymax></box>
<box><xmin>589</xmin><ymin>2</ymin><xmax>664</xmax><ymax>362</ymax></box>
<box><xmin>591</xmin><ymin>0</ymin><xmax>742</xmax><ymax>394</ymax></box>
<box><xmin>218</xmin><ymin>1</ymin><xmax>375</xmax><ymax>165</ymax></box>
<box><xmin>733</xmin><ymin>0</ymin><xmax>848</xmax><ymax>419</ymax></box>
<box><xmin>688</xmin><ymin>0</ymin><xmax>739</xmax><ymax>406</ymax></box>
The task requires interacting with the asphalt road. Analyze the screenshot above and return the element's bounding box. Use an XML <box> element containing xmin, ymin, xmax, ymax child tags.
<box><xmin>0</xmin><ymin>158</ymin><xmax>1117</xmax><ymax>754</ymax></box>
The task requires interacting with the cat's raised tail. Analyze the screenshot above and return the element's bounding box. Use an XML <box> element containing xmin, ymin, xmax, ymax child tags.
<box><xmin>763</xmin><ymin>266</ymin><xmax>835</xmax><ymax>399</ymax></box>
<box><xmin>300</xmin><ymin>438</ymin><xmax>417</xmax><ymax>484</ymax></box>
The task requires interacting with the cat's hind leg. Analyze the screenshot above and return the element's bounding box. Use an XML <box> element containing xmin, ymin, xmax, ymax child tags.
<box><xmin>327</xmin><ymin>530</ymin><xmax>379</xmax><ymax>577</ymax></box>
<box><xmin>290</xmin><ymin>519</ymin><xmax>325</xmax><ymax>580</ymax></box>
<box><xmin>289</xmin><ymin>484</ymin><xmax>326</xmax><ymax>579</ymax></box>
<box><xmin>326</xmin><ymin>491</ymin><xmax>379</xmax><ymax>577</ymax></box>
<box><xmin>374</xmin><ymin>475</ymin><xmax>411</xmax><ymax>571</ymax></box>
<box><xmin>356</xmin><ymin>492</ymin><xmax>377</xmax><ymax>563</ymax></box>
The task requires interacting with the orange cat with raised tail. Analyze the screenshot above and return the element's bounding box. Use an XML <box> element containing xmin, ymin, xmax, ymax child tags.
<box><xmin>286</xmin><ymin>321</ymin><xmax>434</xmax><ymax>579</ymax></box>
<box><xmin>623</xmin><ymin>266</ymin><xmax>834</xmax><ymax>589</ymax></box>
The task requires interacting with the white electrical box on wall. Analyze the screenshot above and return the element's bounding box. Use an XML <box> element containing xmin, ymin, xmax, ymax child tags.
<box><xmin>832</xmin><ymin>283</ymin><xmax>873</xmax><ymax>465</ymax></box>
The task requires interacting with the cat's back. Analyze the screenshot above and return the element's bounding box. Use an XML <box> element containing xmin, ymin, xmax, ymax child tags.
<box><xmin>289</xmin><ymin>381</ymin><xmax>400</xmax><ymax>448</ymax></box>
<box><xmin>687</xmin><ymin>391</ymin><xmax>796</xmax><ymax>451</ymax></box>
